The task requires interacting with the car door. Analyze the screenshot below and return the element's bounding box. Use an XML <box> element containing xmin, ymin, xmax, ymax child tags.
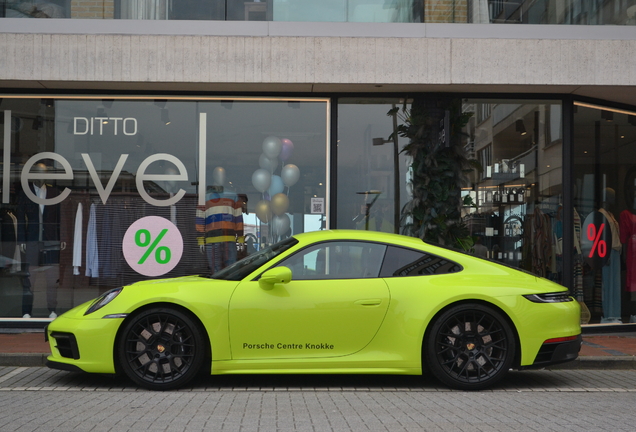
<box><xmin>228</xmin><ymin>241</ymin><xmax>390</xmax><ymax>359</ymax></box>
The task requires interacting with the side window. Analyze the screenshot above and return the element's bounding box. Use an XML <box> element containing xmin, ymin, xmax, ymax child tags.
<box><xmin>277</xmin><ymin>242</ymin><xmax>387</xmax><ymax>280</ymax></box>
<box><xmin>380</xmin><ymin>246</ymin><xmax>462</xmax><ymax>277</ymax></box>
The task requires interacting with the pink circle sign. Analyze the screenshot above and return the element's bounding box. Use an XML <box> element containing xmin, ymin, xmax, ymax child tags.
<box><xmin>122</xmin><ymin>216</ymin><xmax>184</xmax><ymax>277</ymax></box>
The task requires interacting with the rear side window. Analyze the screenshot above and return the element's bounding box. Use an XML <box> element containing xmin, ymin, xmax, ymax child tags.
<box><xmin>380</xmin><ymin>246</ymin><xmax>462</xmax><ymax>277</ymax></box>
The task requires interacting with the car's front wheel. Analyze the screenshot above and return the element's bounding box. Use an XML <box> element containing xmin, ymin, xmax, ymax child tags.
<box><xmin>118</xmin><ymin>307</ymin><xmax>205</xmax><ymax>390</ymax></box>
<box><xmin>425</xmin><ymin>303</ymin><xmax>515</xmax><ymax>390</ymax></box>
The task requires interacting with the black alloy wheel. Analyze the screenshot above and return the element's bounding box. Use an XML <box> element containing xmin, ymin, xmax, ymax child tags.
<box><xmin>425</xmin><ymin>303</ymin><xmax>515</xmax><ymax>390</ymax></box>
<box><xmin>118</xmin><ymin>308</ymin><xmax>205</xmax><ymax>390</ymax></box>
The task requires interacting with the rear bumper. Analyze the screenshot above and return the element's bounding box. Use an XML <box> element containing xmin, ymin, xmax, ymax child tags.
<box><xmin>520</xmin><ymin>334</ymin><xmax>582</xmax><ymax>369</ymax></box>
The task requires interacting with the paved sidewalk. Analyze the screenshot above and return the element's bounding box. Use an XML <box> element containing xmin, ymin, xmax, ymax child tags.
<box><xmin>1</xmin><ymin>330</ymin><xmax>636</xmax><ymax>369</ymax></box>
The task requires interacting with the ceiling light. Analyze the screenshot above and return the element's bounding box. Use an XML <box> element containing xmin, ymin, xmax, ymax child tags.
<box><xmin>515</xmin><ymin>119</ymin><xmax>527</xmax><ymax>136</ymax></box>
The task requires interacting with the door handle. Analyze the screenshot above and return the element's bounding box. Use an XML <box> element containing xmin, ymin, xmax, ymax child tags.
<box><xmin>354</xmin><ymin>299</ymin><xmax>382</xmax><ymax>307</ymax></box>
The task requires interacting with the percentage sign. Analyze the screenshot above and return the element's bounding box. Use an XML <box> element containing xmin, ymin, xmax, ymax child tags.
<box><xmin>135</xmin><ymin>229</ymin><xmax>172</xmax><ymax>265</ymax></box>
<box><xmin>586</xmin><ymin>223</ymin><xmax>607</xmax><ymax>258</ymax></box>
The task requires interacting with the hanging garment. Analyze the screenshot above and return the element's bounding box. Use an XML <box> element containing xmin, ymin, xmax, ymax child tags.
<box><xmin>601</xmin><ymin>249</ymin><xmax>622</xmax><ymax>322</ymax></box>
<box><xmin>619</xmin><ymin>210</ymin><xmax>636</xmax><ymax>293</ymax></box>
<box><xmin>85</xmin><ymin>203</ymin><xmax>99</xmax><ymax>278</ymax></box>
<box><xmin>573</xmin><ymin>208</ymin><xmax>584</xmax><ymax>302</ymax></box>
<box><xmin>8</xmin><ymin>212</ymin><xmax>22</xmax><ymax>273</ymax></box>
<box><xmin>531</xmin><ymin>207</ymin><xmax>551</xmax><ymax>278</ymax></box>
<box><xmin>196</xmin><ymin>189</ymin><xmax>244</xmax><ymax>273</ymax></box>
<box><xmin>73</xmin><ymin>203</ymin><xmax>83</xmax><ymax>275</ymax></box>
<box><xmin>599</xmin><ymin>208</ymin><xmax>622</xmax><ymax>251</ymax></box>
<box><xmin>16</xmin><ymin>183</ymin><xmax>61</xmax><ymax>243</ymax></box>
<box><xmin>170</xmin><ymin>193</ymin><xmax>177</xmax><ymax>226</ymax></box>
<box><xmin>599</xmin><ymin>208</ymin><xmax>622</xmax><ymax>322</ymax></box>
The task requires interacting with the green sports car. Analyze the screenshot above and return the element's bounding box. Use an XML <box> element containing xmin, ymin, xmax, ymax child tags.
<box><xmin>45</xmin><ymin>230</ymin><xmax>581</xmax><ymax>390</ymax></box>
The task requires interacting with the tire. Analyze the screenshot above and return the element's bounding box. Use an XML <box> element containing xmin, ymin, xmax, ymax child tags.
<box><xmin>117</xmin><ymin>307</ymin><xmax>206</xmax><ymax>390</ymax></box>
<box><xmin>424</xmin><ymin>303</ymin><xmax>515</xmax><ymax>390</ymax></box>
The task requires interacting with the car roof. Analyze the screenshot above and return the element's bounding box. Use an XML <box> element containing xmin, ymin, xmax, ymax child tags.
<box><xmin>292</xmin><ymin>229</ymin><xmax>427</xmax><ymax>248</ymax></box>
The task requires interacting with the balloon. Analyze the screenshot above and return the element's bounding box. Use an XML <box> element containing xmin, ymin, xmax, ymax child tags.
<box><xmin>267</xmin><ymin>175</ymin><xmax>285</xmax><ymax>197</ymax></box>
<box><xmin>255</xmin><ymin>200</ymin><xmax>272</xmax><ymax>223</ymax></box>
<box><xmin>252</xmin><ymin>168</ymin><xmax>271</xmax><ymax>193</ymax></box>
<box><xmin>271</xmin><ymin>193</ymin><xmax>289</xmax><ymax>216</ymax></box>
<box><xmin>281</xmin><ymin>164</ymin><xmax>300</xmax><ymax>187</ymax></box>
<box><xmin>259</xmin><ymin>153</ymin><xmax>278</xmax><ymax>173</ymax></box>
<box><xmin>262</xmin><ymin>136</ymin><xmax>282</xmax><ymax>159</ymax></box>
<box><xmin>280</xmin><ymin>138</ymin><xmax>294</xmax><ymax>161</ymax></box>
<box><xmin>212</xmin><ymin>167</ymin><xmax>226</xmax><ymax>186</ymax></box>
<box><xmin>271</xmin><ymin>214</ymin><xmax>290</xmax><ymax>236</ymax></box>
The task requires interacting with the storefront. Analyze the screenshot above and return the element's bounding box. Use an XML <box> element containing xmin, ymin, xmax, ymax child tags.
<box><xmin>1</xmin><ymin>94</ymin><xmax>635</xmax><ymax>325</ymax></box>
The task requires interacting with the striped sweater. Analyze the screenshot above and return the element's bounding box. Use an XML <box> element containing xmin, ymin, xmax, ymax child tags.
<box><xmin>196</xmin><ymin>191</ymin><xmax>244</xmax><ymax>245</ymax></box>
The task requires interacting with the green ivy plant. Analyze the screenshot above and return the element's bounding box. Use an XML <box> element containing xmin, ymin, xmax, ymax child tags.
<box><xmin>389</xmin><ymin>97</ymin><xmax>478</xmax><ymax>250</ymax></box>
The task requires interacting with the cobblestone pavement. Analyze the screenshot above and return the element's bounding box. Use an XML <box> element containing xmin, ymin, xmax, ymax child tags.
<box><xmin>1</xmin><ymin>368</ymin><xmax>636</xmax><ymax>431</ymax></box>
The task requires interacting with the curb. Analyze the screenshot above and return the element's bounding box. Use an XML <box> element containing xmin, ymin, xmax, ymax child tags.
<box><xmin>546</xmin><ymin>356</ymin><xmax>636</xmax><ymax>370</ymax></box>
<box><xmin>0</xmin><ymin>354</ymin><xmax>49</xmax><ymax>367</ymax></box>
<box><xmin>1</xmin><ymin>354</ymin><xmax>635</xmax><ymax>370</ymax></box>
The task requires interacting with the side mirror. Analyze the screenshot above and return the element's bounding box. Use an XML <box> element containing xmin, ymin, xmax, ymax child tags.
<box><xmin>259</xmin><ymin>266</ymin><xmax>292</xmax><ymax>290</ymax></box>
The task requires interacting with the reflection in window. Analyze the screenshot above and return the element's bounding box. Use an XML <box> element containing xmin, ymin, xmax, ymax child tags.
<box><xmin>337</xmin><ymin>99</ymin><xmax>410</xmax><ymax>234</ymax></box>
<box><xmin>278</xmin><ymin>241</ymin><xmax>387</xmax><ymax>280</ymax></box>
<box><xmin>461</xmin><ymin>99</ymin><xmax>562</xmax><ymax>285</ymax></box>
<box><xmin>380</xmin><ymin>246</ymin><xmax>461</xmax><ymax>277</ymax></box>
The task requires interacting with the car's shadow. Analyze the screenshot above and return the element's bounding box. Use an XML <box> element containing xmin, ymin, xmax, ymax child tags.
<box><xmin>46</xmin><ymin>369</ymin><xmax>575</xmax><ymax>391</ymax></box>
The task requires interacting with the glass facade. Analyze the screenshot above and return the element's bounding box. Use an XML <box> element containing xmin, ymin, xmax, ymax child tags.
<box><xmin>336</xmin><ymin>96</ymin><xmax>565</xmax><ymax>285</ymax></box>
<box><xmin>1</xmin><ymin>0</ymin><xmax>634</xmax><ymax>24</ymax></box>
<box><xmin>3</xmin><ymin>93</ymin><xmax>636</xmax><ymax>327</ymax></box>
<box><xmin>573</xmin><ymin>102</ymin><xmax>636</xmax><ymax>324</ymax></box>
<box><xmin>0</xmin><ymin>96</ymin><xmax>328</xmax><ymax>318</ymax></box>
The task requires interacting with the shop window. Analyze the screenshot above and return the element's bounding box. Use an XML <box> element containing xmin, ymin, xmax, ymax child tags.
<box><xmin>461</xmin><ymin>99</ymin><xmax>563</xmax><ymax>284</ymax></box>
<box><xmin>0</xmin><ymin>96</ymin><xmax>327</xmax><ymax>318</ymax></box>
<box><xmin>573</xmin><ymin>102</ymin><xmax>636</xmax><ymax>325</ymax></box>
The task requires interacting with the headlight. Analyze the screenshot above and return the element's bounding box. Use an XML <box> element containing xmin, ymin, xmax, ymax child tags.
<box><xmin>84</xmin><ymin>287</ymin><xmax>123</xmax><ymax>315</ymax></box>
<box><xmin>523</xmin><ymin>292</ymin><xmax>573</xmax><ymax>303</ymax></box>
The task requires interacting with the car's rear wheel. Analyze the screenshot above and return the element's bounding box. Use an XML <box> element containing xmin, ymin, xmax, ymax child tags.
<box><xmin>425</xmin><ymin>303</ymin><xmax>515</xmax><ymax>390</ymax></box>
<box><xmin>118</xmin><ymin>307</ymin><xmax>205</xmax><ymax>390</ymax></box>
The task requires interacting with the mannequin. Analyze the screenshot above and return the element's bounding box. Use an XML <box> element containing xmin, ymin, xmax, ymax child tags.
<box><xmin>16</xmin><ymin>163</ymin><xmax>60</xmax><ymax>319</ymax></box>
<box><xmin>619</xmin><ymin>172</ymin><xmax>636</xmax><ymax>322</ymax></box>
<box><xmin>196</xmin><ymin>167</ymin><xmax>244</xmax><ymax>273</ymax></box>
<box><xmin>598</xmin><ymin>187</ymin><xmax>622</xmax><ymax>323</ymax></box>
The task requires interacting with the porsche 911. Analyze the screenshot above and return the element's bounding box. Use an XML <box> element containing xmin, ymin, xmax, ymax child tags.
<box><xmin>45</xmin><ymin>230</ymin><xmax>581</xmax><ymax>390</ymax></box>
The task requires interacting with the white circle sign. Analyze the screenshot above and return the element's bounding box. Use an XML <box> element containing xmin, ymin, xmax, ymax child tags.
<box><xmin>122</xmin><ymin>216</ymin><xmax>183</xmax><ymax>277</ymax></box>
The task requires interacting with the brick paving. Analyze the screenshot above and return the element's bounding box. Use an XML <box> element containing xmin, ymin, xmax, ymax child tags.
<box><xmin>1</xmin><ymin>366</ymin><xmax>636</xmax><ymax>431</ymax></box>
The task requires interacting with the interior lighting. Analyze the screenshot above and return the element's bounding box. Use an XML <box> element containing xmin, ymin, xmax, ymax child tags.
<box><xmin>574</xmin><ymin>102</ymin><xmax>636</xmax><ymax>117</ymax></box>
<box><xmin>601</xmin><ymin>110</ymin><xmax>614</xmax><ymax>122</ymax></box>
<box><xmin>515</xmin><ymin>119</ymin><xmax>527</xmax><ymax>135</ymax></box>
<box><xmin>96</xmin><ymin>108</ymin><xmax>108</xmax><ymax>124</ymax></box>
<box><xmin>161</xmin><ymin>108</ymin><xmax>171</xmax><ymax>125</ymax></box>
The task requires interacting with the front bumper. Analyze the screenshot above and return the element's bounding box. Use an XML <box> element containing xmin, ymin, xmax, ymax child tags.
<box><xmin>46</xmin><ymin>314</ymin><xmax>124</xmax><ymax>374</ymax></box>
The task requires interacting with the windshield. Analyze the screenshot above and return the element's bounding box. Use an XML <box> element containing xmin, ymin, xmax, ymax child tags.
<box><xmin>208</xmin><ymin>237</ymin><xmax>299</xmax><ymax>281</ymax></box>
